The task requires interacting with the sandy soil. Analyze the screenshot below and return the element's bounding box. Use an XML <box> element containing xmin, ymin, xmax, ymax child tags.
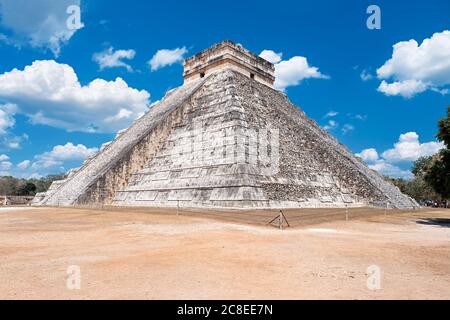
<box><xmin>0</xmin><ymin>206</ymin><xmax>449</xmax><ymax>300</ymax></box>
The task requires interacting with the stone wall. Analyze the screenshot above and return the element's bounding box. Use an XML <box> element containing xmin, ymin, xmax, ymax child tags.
<box><xmin>77</xmin><ymin>94</ymin><xmax>195</xmax><ymax>205</ymax></box>
<box><xmin>1</xmin><ymin>196</ymin><xmax>34</xmax><ymax>206</ymax></box>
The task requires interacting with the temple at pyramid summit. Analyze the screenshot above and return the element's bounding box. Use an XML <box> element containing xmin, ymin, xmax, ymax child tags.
<box><xmin>33</xmin><ymin>41</ymin><xmax>418</xmax><ymax>209</ymax></box>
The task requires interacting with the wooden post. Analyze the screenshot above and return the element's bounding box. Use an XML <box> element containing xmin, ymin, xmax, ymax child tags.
<box><xmin>282</xmin><ymin>210</ymin><xmax>290</xmax><ymax>228</ymax></box>
<box><xmin>345</xmin><ymin>205</ymin><xmax>349</xmax><ymax>221</ymax></box>
<box><xmin>279</xmin><ymin>211</ymin><xmax>283</xmax><ymax>230</ymax></box>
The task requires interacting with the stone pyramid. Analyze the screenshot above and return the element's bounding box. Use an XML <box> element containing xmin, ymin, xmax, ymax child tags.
<box><xmin>33</xmin><ymin>41</ymin><xmax>418</xmax><ymax>209</ymax></box>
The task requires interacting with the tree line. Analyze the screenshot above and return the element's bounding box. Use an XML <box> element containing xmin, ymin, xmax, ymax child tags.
<box><xmin>0</xmin><ymin>174</ymin><xmax>65</xmax><ymax>196</ymax></box>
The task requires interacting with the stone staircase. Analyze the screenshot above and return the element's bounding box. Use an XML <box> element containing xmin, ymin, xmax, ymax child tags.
<box><xmin>113</xmin><ymin>71</ymin><xmax>270</xmax><ymax>208</ymax></box>
<box><xmin>40</xmin><ymin>77</ymin><xmax>207</xmax><ymax>206</ymax></box>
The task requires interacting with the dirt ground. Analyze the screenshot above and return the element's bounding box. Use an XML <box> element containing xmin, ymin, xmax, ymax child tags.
<box><xmin>0</xmin><ymin>206</ymin><xmax>449</xmax><ymax>300</ymax></box>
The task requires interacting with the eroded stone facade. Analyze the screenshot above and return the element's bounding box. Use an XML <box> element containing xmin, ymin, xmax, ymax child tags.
<box><xmin>33</xmin><ymin>41</ymin><xmax>418</xmax><ymax>209</ymax></box>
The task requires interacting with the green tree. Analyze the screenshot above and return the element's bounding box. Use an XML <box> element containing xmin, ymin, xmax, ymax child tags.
<box><xmin>0</xmin><ymin>176</ymin><xmax>19</xmax><ymax>196</ymax></box>
<box><xmin>386</xmin><ymin>176</ymin><xmax>438</xmax><ymax>202</ymax></box>
<box><xmin>424</xmin><ymin>106</ymin><xmax>450</xmax><ymax>199</ymax></box>
<box><xmin>17</xmin><ymin>182</ymin><xmax>37</xmax><ymax>196</ymax></box>
<box><xmin>425</xmin><ymin>150</ymin><xmax>450</xmax><ymax>199</ymax></box>
<box><xmin>0</xmin><ymin>174</ymin><xmax>65</xmax><ymax>195</ymax></box>
<box><xmin>30</xmin><ymin>174</ymin><xmax>65</xmax><ymax>193</ymax></box>
<box><xmin>437</xmin><ymin>106</ymin><xmax>450</xmax><ymax>147</ymax></box>
<box><xmin>412</xmin><ymin>156</ymin><xmax>433</xmax><ymax>178</ymax></box>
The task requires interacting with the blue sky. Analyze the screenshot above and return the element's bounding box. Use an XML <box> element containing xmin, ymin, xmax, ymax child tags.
<box><xmin>0</xmin><ymin>0</ymin><xmax>449</xmax><ymax>179</ymax></box>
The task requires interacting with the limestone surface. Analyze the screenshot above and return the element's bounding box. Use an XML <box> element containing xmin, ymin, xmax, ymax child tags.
<box><xmin>34</xmin><ymin>69</ymin><xmax>417</xmax><ymax>209</ymax></box>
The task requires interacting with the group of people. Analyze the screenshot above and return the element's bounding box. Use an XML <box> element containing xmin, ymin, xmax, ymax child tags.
<box><xmin>419</xmin><ymin>199</ymin><xmax>449</xmax><ymax>208</ymax></box>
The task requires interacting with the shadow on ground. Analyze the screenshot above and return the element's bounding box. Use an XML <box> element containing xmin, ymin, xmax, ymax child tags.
<box><xmin>416</xmin><ymin>218</ymin><xmax>450</xmax><ymax>228</ymax></box>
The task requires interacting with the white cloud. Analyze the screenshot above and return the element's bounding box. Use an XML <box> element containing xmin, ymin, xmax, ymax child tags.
<box><xmin>6</xmin><ymin>141</ymin><xmax>20</xmax><ymax>149</ymax></box>
<box><xmin>381</xmin><ymin>132</ymin><xmax>444</xmax><ymax>162</ymax></box>
<box><xmin>356</xmin><ymin>131</ymin><xmax>444</xmax><ymax>179</ymax></box>
<box><xmin>431</xmin><ymin>87</ymin><xmax>450</xmax><ymax>95</ymax></box>
<box><xmin>0</xmin><ymin>60</ymin><xmax>150</xmax><ymax>133</ymax></box>
<box><xmin>376</xmin><ymin>30</ymin><xmax>450</xmax><ymax>97</ymax></box>
<box><xmin>360</xmin><ymin>69</ymin><xmax>373</xmax><ymax>81</ymax></box>
<box><xmin>0</xmin><ymin>161</ymin><xmax>12</xmax><ymax>171</ymax></box>
<box><xmin>274</xmin><ymin>57</ymin><xmax>328</xmax><ymax>91</ymax></box>
<box><xmin>149</xmin><ymin>47</ymin><xmax>188</xmax><ymax>71</ymax></box>
<box><xmin>356</xmin><ymin>148</ymin><xmax>379</xmax><ymax>163</ymax></box>
<box><xmin>39</xmin><ymin>142</ymin><xmax>97</xmax><ymax>161</ymax></box>
<box><xmin>322</xmin><ymin>113</ymin><xmax>360</xmax><ymax>135</ymax></box>
<box><xmin>0</xmin><ymin>143</ymin><xmax>97</xmax><ymax>177</ymax></box>
<box><xmin>32</xmin><ymin>142</ymin><xmax>98</xmax><ymax>170</ymax></box>
<box><xmin>341</xmin><ymin>124</ymin><xmax>355</xmax><ymax>134</ymax></box>
<box><xmin>93</xmin><ymin>47</ymin><xmax>136</xmax><ymax>72</ymax></box>
<box><xmin>0</xmin><ymin>103</ymin><xmax>17</xmax><ymax>134</ymax></box>
<box><xmin>378</xmin><ymin>79</ymin><xmax>428</xmax><ymax>98</ymax></box>
<box><xmin>0</xmin><ymin>154</ymin><xmax>9</xmax><ymax>161</ymax></box>
<box><xmin>0</xmin><ymin>0</ymin><xmax>83</xmax><ymax>56</ymax></box>
<box><xmin>0</xmin><ymin>104</ymin><xmax>24</xmax><ymax>150</ymax></box>
<box><xmin>104</xmin><ymin>108</ymin><xmax>134</xmax><ymax>123</ymax></box>
<box><xmin>259</xmin><ymin>50</ymin><xmax>282</xmax><ymax>63</ymax></box>
<box><xmin>17</xmin><ymin>160</ymin><xmax>30</xmax><ymax>170</ymax></box>
<box><xmin>324</xmin><ymin>111</ymin><xmax>338</xmax><ymax>118</ymax></box>
<box><xmin>259</xmin><ymin>49</ymin><xmax>328</xmax><ymax>91</ymax></box>
<box><xmin>323</xmin><ymin>120</ymin><xmax>338</xmax><ymax>131</ymax></box>
<box><xmin>368</xmin><ymin>160</ymin><xmax>413</xmax><ymax>180</ymax></box>
<box><xmin>27</xmin><ymin>173</ymin><xmax>42</xmax><ymax>179</ymax></box>
<box><xmin>354</xmin><ymin>114</ymin><xmax>367</xmax><ymax>121</ymax></box>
